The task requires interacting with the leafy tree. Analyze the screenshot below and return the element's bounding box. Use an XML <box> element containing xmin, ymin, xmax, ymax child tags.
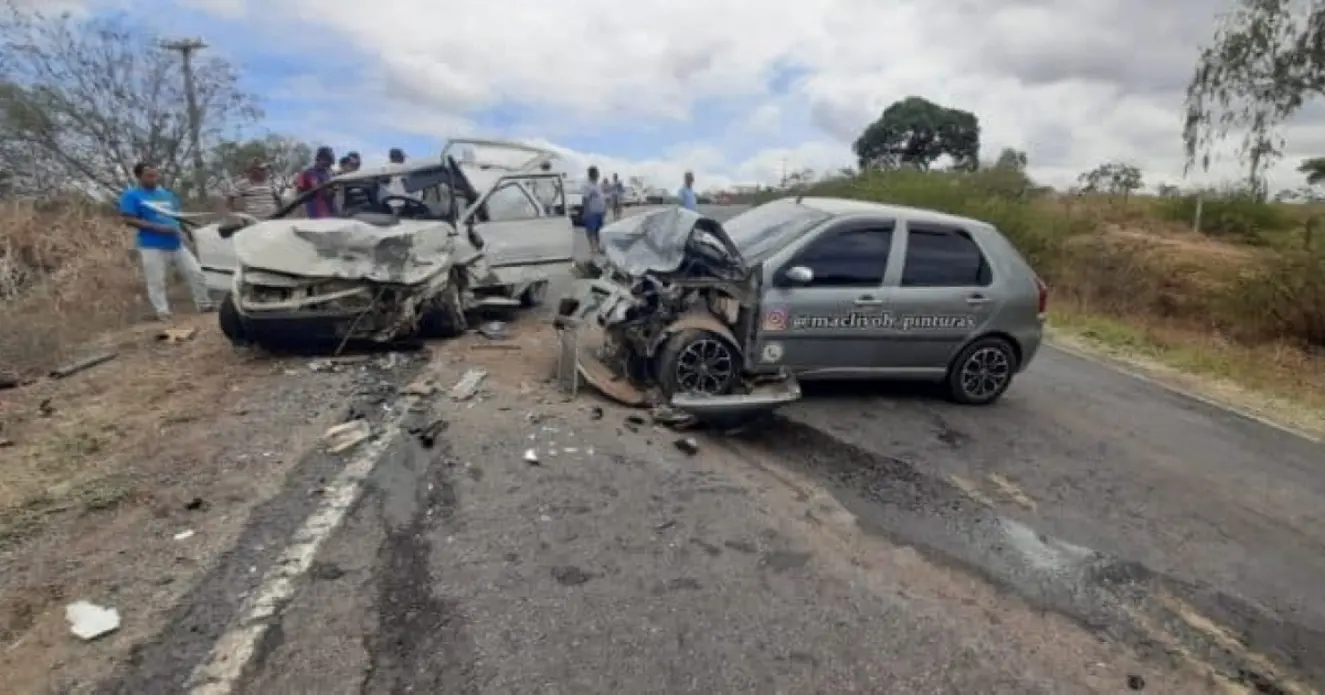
<box><xmin>211</xmin><ymin>135</ymin><xmax>313</xmax><ymax>194</ymax></box>
<box><xmin>1077</xmin><ymin>162</ymin><xmax>1144</xmax><ymax>201</ymax></box>
<box><xmin>852</xmin><ymin>96</ymin><xmax>980</xmax><ymax>172</ymax></box>
<box><xmin>993</xmin><ymin>147</ymin><xmax>1028</xmax><ymax>171</ymax></box>
<box><xmin>1298</xmin><ymin>156</ymin><xmax>1325</xmax><ymax>185</ymax></box>
<box><xmin>1182</xmin><ymin>1</ymin><xmax>1325</xmax><ymax>189</ymax></box>
<box><xmin>0</xmin><ymin>7</ymin><xmax>261</xmax><ymax>198</ymax></box>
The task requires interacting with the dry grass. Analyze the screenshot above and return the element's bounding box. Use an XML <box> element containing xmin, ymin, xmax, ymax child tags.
<box><xmin>0</xmin><ymin>199</ymin><xmax>145</xmax><ymax>376</ymax></box>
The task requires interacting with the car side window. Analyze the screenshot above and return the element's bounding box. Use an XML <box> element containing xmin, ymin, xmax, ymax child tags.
<box><xmin>900</xmin><ymin>225</ymin><xmax>992</xmax><ymax>287</ymax></box>
<box><xmin>485</xmin><ymin>182</ymin><xmax>540</xmax><ymax>222</ymax></box>
<box><xmin>789</xmin><ymin>224</ymin><xmax>893</xmax><ymax>287</ymax></box>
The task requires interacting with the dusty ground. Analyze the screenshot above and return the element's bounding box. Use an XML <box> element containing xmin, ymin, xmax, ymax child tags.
<box><xmin>0</xmin><ymin>313</ymin><xmax>428</xmax><ymax>694</ymax></box>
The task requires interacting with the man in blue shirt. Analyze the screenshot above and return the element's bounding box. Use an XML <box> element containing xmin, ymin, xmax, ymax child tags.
<box><xmin>677</xmin><ymin>171</ymin><xmax>698</xmax><ymax>210</ymax></box>
<box><xmin>118</xmin><ymin>162</ymin><xmax>214</xmax><ymax>320</ymax></box>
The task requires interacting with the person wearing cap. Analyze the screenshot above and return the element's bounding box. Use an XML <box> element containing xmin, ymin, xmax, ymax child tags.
<box><xmin>295</xmin><ymin>146</ymin><xmax>337</xmax><ymax>218</ymax></box>
<box><xmin>226</xmin><ymin>159</ymin><xmax>281</xmax><ymax>218</ymax></box>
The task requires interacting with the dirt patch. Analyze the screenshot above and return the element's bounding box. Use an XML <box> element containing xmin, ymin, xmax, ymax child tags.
<box><xmin>0</xmin><ymin>313</ymin><xmax>377</xmax><ymax>694</ymax></box>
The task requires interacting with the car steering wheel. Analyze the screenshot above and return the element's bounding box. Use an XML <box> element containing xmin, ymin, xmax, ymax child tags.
<box><xmin>379</xmin><ymin>195</ymin><xmax>432</xmax><ymax>218</ymax></box>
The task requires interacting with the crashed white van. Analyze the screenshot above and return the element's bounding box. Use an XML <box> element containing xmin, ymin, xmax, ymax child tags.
<box><xmin>190</xmin><ymin>139</ymin><xmax>581</xmax><ymax>349</ymax></box>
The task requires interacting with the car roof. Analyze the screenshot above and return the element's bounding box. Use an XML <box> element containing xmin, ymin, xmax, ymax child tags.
<box><xmin>331</xmin><ymin>160</ymin><xmax>444</xmax><ymax>183</ymax></box>
<box><xmin>793</xmin><ymin>196</ymin><xmax>993</xmax><ymax>230</ymax></box>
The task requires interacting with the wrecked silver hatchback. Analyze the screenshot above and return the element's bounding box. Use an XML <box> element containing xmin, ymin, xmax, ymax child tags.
<box><xmin>554</xmin><ymin>207</ymin><xmax>801</xmax><ymax>419</ymax></box>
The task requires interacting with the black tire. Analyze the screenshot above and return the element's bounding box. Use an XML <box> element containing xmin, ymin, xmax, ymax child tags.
<box><xmin>945</xmin><ymin>336</ymin><xmax>1018</xmax><ymax>405</ymax></box>
<box><xmin>218</xmin><ymin>293</ymin><xmax>249</xmax><ymax>346</ymax></box>
<box><xmin>655</xmin><ymin>328</ymin><xmax>740</xmax><ymax>399</ymax></box>
<box><xmin>519</xmin><ymin>280</ymin><xmax>548</xmax><ymax>308</ymax></box>
<box><xmin>418</xmin><ymin>278</ymin><xmax>468</xmax><ymax>338</ymax></box>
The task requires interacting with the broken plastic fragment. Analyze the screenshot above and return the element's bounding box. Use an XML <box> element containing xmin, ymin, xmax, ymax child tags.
<box><xmin>523</xmin><ymin>448</ymin><xmax>539</xmax><ymax>465</ymax></box>
<box><xmin>324</xmin><ymin>420</ymin><xmax>372</xmax><ymax>453</ymax></box>
<box><xmin>450</xmin><ymin>368</ymin><xmax>487</xmax><ymax>400</ymax></box>
<box><xmin>66</xmin><ymin>601</ymin><xmax>120</xmax><ymax>641</ymax></box>
<box><xmin>172</xmin><ymin>529</ymin><xmax>195</xmax><ymax>541</ymax></box>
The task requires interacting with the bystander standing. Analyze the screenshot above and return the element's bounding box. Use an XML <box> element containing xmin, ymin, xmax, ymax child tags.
<box><xmin>118</xmin><ymin>162</ymin><xmax>214</xmax><ymax>321</ymax></box>
<box><xmin>295</xmin><ymin>147</ymin><xmax>337</xmax><ymax>218</ymax></box>
<box><xmin>581</xmin><ymin>166</ymin><xmax>607</xmax><ymax>254</ymax></box>
<box><xmin>225</xmin><ymin>159</ymin><xmax>281</xmax><ymax>218</ymax></box>
<box><xmin>677</xmin><ymin>171</ymin><xmax>697</xmax><ymax>211</ymax></box>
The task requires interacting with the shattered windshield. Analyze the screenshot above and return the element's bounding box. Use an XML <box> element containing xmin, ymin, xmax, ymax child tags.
<box><xmin>723</xmin><ymin>200</ymin><xmax>832</xmax><ymax>262</ymax></box>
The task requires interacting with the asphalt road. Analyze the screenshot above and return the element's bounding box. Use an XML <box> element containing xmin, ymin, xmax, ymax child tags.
<box><xmin>94</xmin><ymin>205</ymin><xmax>1325</xmax><ymax>694</ymax></box>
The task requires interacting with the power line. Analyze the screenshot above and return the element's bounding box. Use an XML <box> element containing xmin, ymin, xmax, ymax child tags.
<box><xmin>160</xmin><ymin>38</ymin><xmax>207</xmax><ymax>200</ymax></box>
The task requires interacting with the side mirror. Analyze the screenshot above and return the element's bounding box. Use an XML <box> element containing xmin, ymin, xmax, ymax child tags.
<box><xmin>784</xmin><ymin>266</ymin><xmax>814</xmax><ymax>284</ymax></box>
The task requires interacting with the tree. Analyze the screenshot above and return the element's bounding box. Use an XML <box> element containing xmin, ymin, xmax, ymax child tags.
<box><xmin>1077</xmin><ymin>162</ymin><xmax>1144</xmax><ymax>201</ymax></box>
<box><xmin>852</xmin><ymin>96</ymin><xmax>980</xmax><ymax>172</ymax></box>
<box><xmin>1298</xmin><ymin>156</ymin><xmax>1325</xmax><ymax>185</ymax></box>
<box><xmin>1156</xmin><ymin>183</ymin><xmax>1182</xmax><ymax>197</ymax></box>
<box><xmin>993</xmin><ymin>148</ymin><xmax>1028</xmax><ymax>171</ymax></box>
<box><xmin>0</xmin><ymin>7</ymin><xmax>261</xmax><ymax>198</ymax></box>
<box><xmin>1182</xmin><ymin>1</ymin><xmax>1325</xmax><ymax>188</ymax></box>
<box><xmin>210</xmin><ymin>135</ymin><xmax>313</xmax><ymax>194</ymax></box>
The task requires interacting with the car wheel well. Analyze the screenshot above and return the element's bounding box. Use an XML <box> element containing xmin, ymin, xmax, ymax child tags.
<box><xmin>951</xmin><ymin>331</ymin><xmax>1021</xmax><ymax>371</ymax></box>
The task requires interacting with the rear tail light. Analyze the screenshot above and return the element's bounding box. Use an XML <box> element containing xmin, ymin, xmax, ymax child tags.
<box><xmin>1034</xmin><ymin>276</ymin><xmax>1048</xmax><ymax>316</ymax></box>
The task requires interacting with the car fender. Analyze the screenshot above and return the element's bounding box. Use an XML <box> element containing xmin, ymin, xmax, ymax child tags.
<box><xmin>649</xmin><ymin>311</ymin><xmax>740</xmax><ymax>357</ymax></box>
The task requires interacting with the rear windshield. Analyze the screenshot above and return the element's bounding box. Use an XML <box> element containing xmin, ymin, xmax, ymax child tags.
<box><xmin>724</xmin><ymin>200</ymin><xmax>832</xmax><ymax>261</ymax></box>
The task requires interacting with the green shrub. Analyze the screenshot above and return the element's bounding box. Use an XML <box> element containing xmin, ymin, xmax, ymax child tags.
<box><xmin>1153</xmin><ymin>188</ymin><xmax>1295</xmax><ymax>242</ymax></box>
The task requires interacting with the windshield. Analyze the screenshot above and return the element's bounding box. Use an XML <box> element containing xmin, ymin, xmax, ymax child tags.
<box><xmin>723</xmin><ymin>199</ymin><xmax>832</xmax><ymax>261</ymax></box>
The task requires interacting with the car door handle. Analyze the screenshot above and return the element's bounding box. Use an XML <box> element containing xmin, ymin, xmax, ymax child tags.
<box><xmin>965</xmin><ymin>294</ymin><xmax>991</xmax><ymax>305</ymax></box>
<box><xmin>854</xmin><ymin>296</ymin><xmax>883</xmax><ymax>306</ymax></box>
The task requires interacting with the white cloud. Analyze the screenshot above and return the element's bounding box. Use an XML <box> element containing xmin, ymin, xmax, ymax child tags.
<box><xmin>184</xmin><ymin>0</ymin><xmax>1325</xmax><ymax>192</ymax></box>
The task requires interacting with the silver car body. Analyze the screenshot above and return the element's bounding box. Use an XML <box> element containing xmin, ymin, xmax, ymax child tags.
<box><xmin>742</xmin><ymin>197</ymin><xmax>1044</xmax><ymax>382</ymax></box>
<box><xmin>559</xmin><ymin>196</ymin><xmax>1045</xmax><ymax>414</ymax></box>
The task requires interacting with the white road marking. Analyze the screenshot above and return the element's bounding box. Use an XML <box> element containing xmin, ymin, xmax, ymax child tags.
<box><xmin>1045</xmin><ymin>342</ymin><xmax>1320</xmax><ymax>444</ymax></box>
<box><xmin>185</xmin><ymin>395</ymin><xmax>420</xmax><ymax>694</ymax></box>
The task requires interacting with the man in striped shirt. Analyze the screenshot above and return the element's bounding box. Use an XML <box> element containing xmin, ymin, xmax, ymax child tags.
<box><xmin>226</xmin><ymin>159</ymin><xmax>281</xmax><ymax>218</ymax></box>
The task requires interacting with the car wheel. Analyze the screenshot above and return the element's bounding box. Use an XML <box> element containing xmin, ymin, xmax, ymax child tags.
<box><xmin>656</xmin><ymin>328</ymin><xmax>740</xmax><ymax>399</ymax></box>
<box><xmin>418</xmin><ymin>279</ymin><xmax>468</xmax><ymax>338</ymax></box>
<box><xmin>218</xmin><ymin>293</ymin><xmax>250</xmax><ymax>346</ymax></box>
<box><xmin>945</xmin><ymin>336</ymin><xmax>1018</xmax><ymax>405</ymax></box>
<box><xmin>519</xmin><ymin>280</ymin><xmax>549</xmax><ymax>308</ymax></box>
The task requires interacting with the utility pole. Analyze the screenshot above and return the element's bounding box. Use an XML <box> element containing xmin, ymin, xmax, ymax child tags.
<box><xmin>161</xmin><ymin>38</ymin><xmax>207</xmax><ymax>201</ymax></box>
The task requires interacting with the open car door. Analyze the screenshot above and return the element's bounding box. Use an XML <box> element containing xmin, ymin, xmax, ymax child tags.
<box><xmin>461</xmin><ymin>172</ymin><xmax>574</xmax><ymax>288</ymax></box>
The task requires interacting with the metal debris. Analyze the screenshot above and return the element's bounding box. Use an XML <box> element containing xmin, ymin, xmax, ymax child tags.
<box><xmin>0</xmin><ymin>371</ymin><xmax>21</xmax><ymax>390</ymax></box>
<box><xmin>651</xmin><ymin>405</ymin><xmax>697</xmax><ymax>429</ymax></box>
<box><xmin>410</xmin><ymin>418</ymin><xmax>447</xmax><ymax>448</ymax></box>
<box><xmin>674</xmin><ymin>438</ymin><xmax>699</xmax><ymax>455</ymax></box>
<box><xmin>49</xmin><ymin>351</ymin><xmax>117</xmax><ymax>379</ymax></box>
<box><xmin>477</xmin><ymin>321</ymin><xmax>507</xmax><ymax>340</ymax></box>
<box><xmin>524</xmin><ymin>448</ymin><xmax>540</xmax><ymax>465</ymax></box>
<box><xmin>324</xmin><ymin>420</ymin><xmax>372</xmax><ymax>453</ymax></box>
<box><xmin>554</xmin><ymin>318</ymin><xmax>579</xmax><ymax>395</ymax></box>
<box><xmin>172</xmin><ymin>529</ymin><xmax>195</xmax><ymax>541</ymax></box>
<box><xmin>450</xmin><ymin>368</ymin><xmax>487</xmax><ymax>400</ymax></box>
<box><xmin>65</xmin><ymin>601</ymin><xmax>120</xmax><ymax>641</ymax></box>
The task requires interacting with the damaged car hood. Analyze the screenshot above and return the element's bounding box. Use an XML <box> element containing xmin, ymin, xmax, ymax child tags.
<box><xmin>600</xmin><ymin>207</ymin><xmax>745</xmax><ymax>276</ymax></box>
<box><xmin>233</xmin><ymin>218</ymin><xmax>458</xmax><ymax>285</ymax></box>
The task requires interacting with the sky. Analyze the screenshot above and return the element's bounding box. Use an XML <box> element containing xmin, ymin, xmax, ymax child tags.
<box><xmin>27</xmin><ymin>0</ymin><xmax>1325</xmax><ymax>193</ymax></box>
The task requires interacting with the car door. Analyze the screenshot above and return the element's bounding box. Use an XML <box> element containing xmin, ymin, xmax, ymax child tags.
<box><xmin>879</xmin><ymin>221</ymin><xmax>998</xmax><ymax>370</ymax></box>
<box><xmin>468</xmin><ymin>174</ymin><xmax>573</xmax><ymax>270</ymax></box>
<box><xmin>757</xmin><ymin>220</ymin><xmax>897</xmax><ymax>374</ymax></box>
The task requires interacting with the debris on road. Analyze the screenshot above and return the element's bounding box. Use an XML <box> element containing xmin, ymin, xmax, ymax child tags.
<box><xmin>38</xmin><ymin>398</ymin><xmax>55</xmax><ymax>417</ymax></box>
<box><xmin>184</xmin><ymin>497</ymin><xmax>208</xmax><ymax>511</ymax></box>
<box><xmin>1127</xmin><ymin>674</ymin><xmax>1145</xmax><ymax>690</ymax></box>
<box><xmin>469</xmin><ymin>343</ymin><xmax>521</xmax><ymax>351</ymax></box>
<box><xmin>400</xmin><ymin>377</ymin><xmax>438</xmax><ymax>396</ymax></box>
<box><xmin>0</xmin><ymin>370</ymin><xmax>22</xmax><ymax>390</ymax></box>
<box><xmin>172</xmin><ymin>529</ymin><xmax>195</xmax><ymax>541</ymax></box>
<box><xmin>651</xmin><ymin>405</ymin><xmax>697</xmax><ymax>429</ymax></box>
<box><xmin>674</xmin><ymin>438</ymin><xmax>699</xmax><ymax>455</ymax></box>
<box><xmin>0</xmin><ymin>437</ymin><xmax>13</xmax><ymax>448</ymax></box>
<box><xmin>324</xmin><ymin>420</ymin><xmax>372</xmax><ymax>453</ymax></box>
<box><xmin>49</xmin><ymin>351</ymin><xmax>117</xmax><ymax>379</ymax></box>
<box><xmin>477</xmin><ymin>321</ymin><xmax>507</xmax><ymax>340</ymax></box>
<box><xmin>589</xmin><ymin>406</ymin><xmax>603</xmax><ymax>420</ymax></box>
<box><xmin>65</xmin><ymin>601</ymin><xmax>120</xmax><ymax>641</ymax></box>
<box><xmin>410</xmin><ymin>418</ymin><xmax>447</xmax><ymax>448</ymax></box>
<box><xmin>450</xmin><ymin>368</ymin><xmax>487</xmax><ymax>400</ymax></box>
<box><xmin>523</xmin><ymin>448</ymin><xmax>540</xmax><ymax>465</ymax></box>
<box><xmin>550</xmin><ymin>565</ymin><xmax>592</xmax><ymax>586</ymax></box>
<box><xmin>155</xmin><ymin>327</ymin><xmax>197</xmax><ymax>343</ymax></box>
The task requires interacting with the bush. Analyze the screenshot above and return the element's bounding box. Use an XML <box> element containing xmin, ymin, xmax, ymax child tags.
<box><xmin>1153</xmin><ymin>187</ymin><xmax>1296</xmax><ymax>242</ymax></box>
<box><xmin>0</xmin><ymin>199</ymin><xmax>142</xmax><ymax>374</ymax></box>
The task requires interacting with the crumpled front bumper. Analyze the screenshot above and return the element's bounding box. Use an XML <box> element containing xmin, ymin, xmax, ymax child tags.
<box><xmin>555</xmin><ymin>278</ymin><xmax>801</xmax><ymax>420</ymax></box>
